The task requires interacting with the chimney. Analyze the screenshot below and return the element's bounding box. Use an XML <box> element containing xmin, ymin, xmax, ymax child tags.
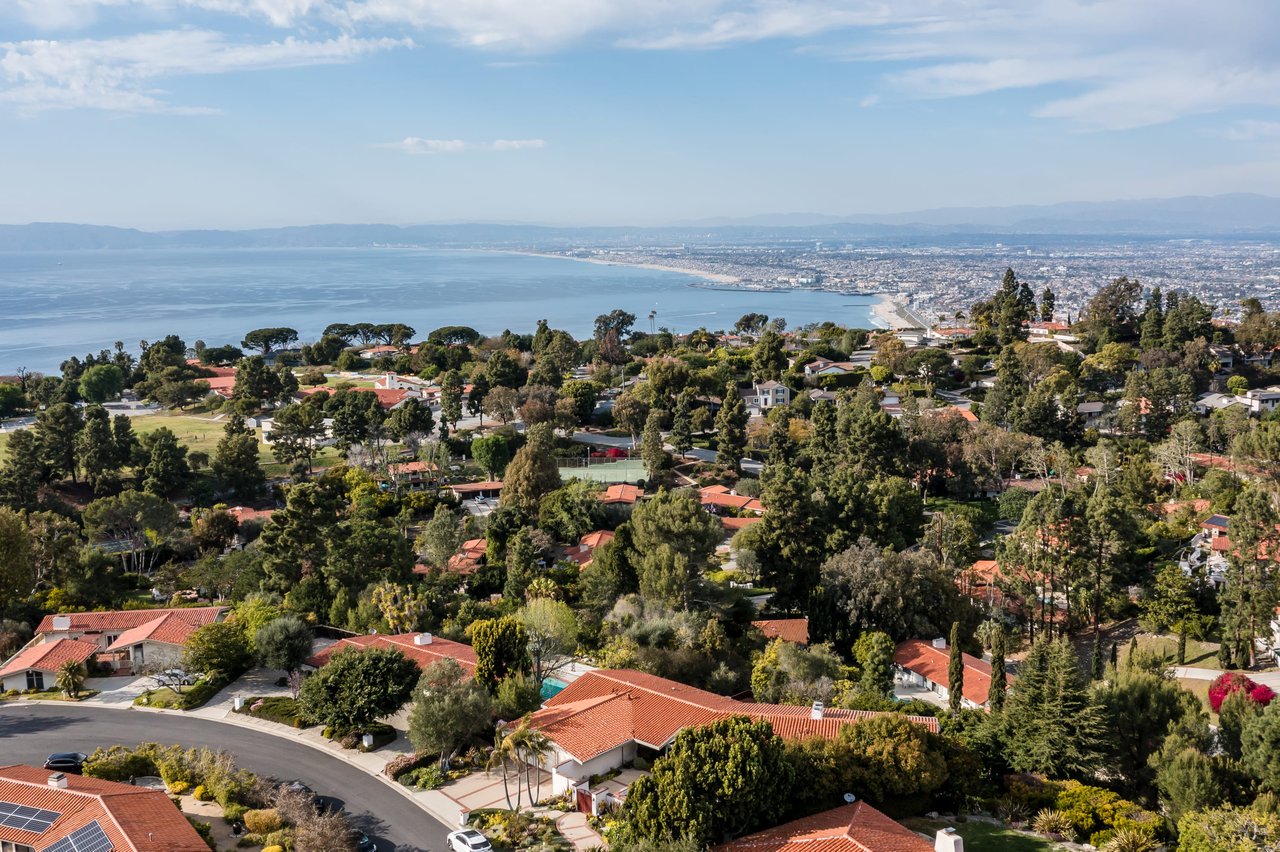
<box><xmin>48</xmin><ymin>773</ymin><xmax>68</xmax><ymax>789</ymax></box>
<box><xmin>810</xmin><ymin>700</ymin><xmax>824</xmax><ymax>720</ymax></box>
<box><xmin>932</xmin><ymin>637</ymin><xmax>947</xmax><ymax>650</ymax></box>
<box><xmin>414</xmin><ymin>633</ymin><xmax>433</xmax><ymax>646</ymax></box>
<box><xmin>52</xmin><ymin>615</ymin><xmax>72</xmax><ymax>631</ymax></box>
<box><xmin>934</xmin><ymin>827</ymin><xmax>963</xmax><ymax>852</ymax></box>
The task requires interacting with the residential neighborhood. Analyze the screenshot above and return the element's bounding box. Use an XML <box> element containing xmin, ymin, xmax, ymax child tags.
<box><xmin>3</xmin><ymin>282</ymin><xmax>1280</xmax><ymax>852</ymax></box>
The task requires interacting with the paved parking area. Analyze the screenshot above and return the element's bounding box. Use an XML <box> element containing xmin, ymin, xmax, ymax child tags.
<box><xmin>82</xmin><ymin>675</ymin><xmax>151</xmax><ymax>707</ymax></box>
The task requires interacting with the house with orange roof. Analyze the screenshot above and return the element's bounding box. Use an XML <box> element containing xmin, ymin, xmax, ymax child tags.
<box><xmin>714</xmin><ymin>800</ymin><xmax>942</xmax><ymax>852</ymax></box>
<box><xmin>699</xmin><ymin>485</ymin><xmax>765</xmax><ymax>515</ymax></box>
<box><xmin>893</xmin><ymin>638</ymin><xmax>1012</xmax><ymax>711</ymax></box>
<box><xmin>8</xmin><ymin>606</ymin><xmax>230</xmax><ymax>681</ymax></box>
<box><xmin>752</xmin><ymin>618</ymin><xmax>809</xmax><ymax>646</ymax></box>
<box><xmin>0</xmin><ymin>764</ymin><xmax>208</xmax><ymax>851</ymax></box>
<box><xmin>722</xmin><ymin>516</ymin><xmax>762</xmax><ymax>533</ymax></box>
<box><xmin>599</xmin><ymin>484</ymin><xmax>643</xmax><ymax>505</ymax></box>
<box><xmin>438</xmin><ymin>538</ymin><xmax>487</xmax><ymax>575</ymax></box>
<box><xmin>0</xmin><ymin>639</ymin><xmax>98</xmax><ymax>692</ymax></box>
<box><xmin>560</xmin><ymin>531</ymin><xmax>615</xmax><ymax>568</ymax></box>
<box><xmin>522</xmin><ymin>669</ymin><xmax>937</xmax><ymax>795</ymax></box>
<box><xmin>305</xmin><ymin>631</ymin><xmax>476</xmax><ymax>675</ymax></box>
<box><xmin>384</xmin><ymin>459</ymin><xmax>440</xmax><ymax>490</ymax></box>
<box><xmin>448</xmin><ymin>481</ymin><xmax>503</xmax><ymax>501</ymax></box>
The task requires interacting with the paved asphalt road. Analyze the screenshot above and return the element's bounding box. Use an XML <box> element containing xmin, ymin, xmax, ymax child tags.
<box><xmin>0</xmin><ymin>703</ymin><xmax>450</xmax><ymax>852</ymax></box>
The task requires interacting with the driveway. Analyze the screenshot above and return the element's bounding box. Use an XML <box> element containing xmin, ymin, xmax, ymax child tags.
<box><xmin>82</xmin><ymin>675</ymin><xmax>151</xmax><ymax>707</ymax></box>
<box><xmin>0</xmin><ymin>702</ymin><xmax>447</xmax><ymax>852</ymax></box>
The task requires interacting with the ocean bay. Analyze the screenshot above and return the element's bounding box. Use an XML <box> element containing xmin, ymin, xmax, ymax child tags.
<box><xmin>0</xmin><ymin>247</ymin><xmax>883</xmax><ymax>373</ymax></box>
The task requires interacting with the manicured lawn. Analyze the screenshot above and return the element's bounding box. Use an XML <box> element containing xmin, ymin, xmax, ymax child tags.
<box><xmin>1127</xmin><ymin>632</ymin><xmax>1220</xmax><ymax>667</ymax></box>
<box><xmin>902</xmin><ymin>818</ymin><xmax>1067</xmax><ymax>851</ymax></box>
<box><xmin>1</xmin><ymin>689</ymin><xmax>100</xmax><ymax>702</ymax></box>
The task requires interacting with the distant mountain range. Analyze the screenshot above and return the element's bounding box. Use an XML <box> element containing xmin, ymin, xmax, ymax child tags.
<box><xmin>4</xmin><ymin>194</ymin><xmax>1280</xmax><ymax>251</ymax></box>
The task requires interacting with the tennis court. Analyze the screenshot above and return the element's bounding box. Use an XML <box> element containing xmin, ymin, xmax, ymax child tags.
<box><xmin>558</xmin><ymin>458</ymin><xmax>647</xmax><ymax>483</ymax></box>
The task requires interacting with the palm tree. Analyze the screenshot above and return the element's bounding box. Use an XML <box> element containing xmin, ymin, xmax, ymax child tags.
<box><xmin>517</xmin><ymin>728</ymin><xmax>553</xmax><ymax>806</ymax></box>
<box><xmin>55</xmin><ymin>660</ymin><xmax>86</xmax><ymax>699</ymax></box>
<box><xmin>486</xmin><ymin>729</ymin><xmax>517</xmax><ymax>811</ymax></box>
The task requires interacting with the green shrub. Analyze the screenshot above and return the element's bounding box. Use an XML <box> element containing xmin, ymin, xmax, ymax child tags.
<box><xmin>192</xmin><ymin>784</ymin><xmax>210</xmax><ymax>801</ymax></box>
<box><xmin>189</xmin><ymin>819</ymin><xmax>216</xmax><ymax>851</ymax></box>
<box><xmin>243</xmin><ymin>808</ymin><xmax>283</xmax><ymax>834</ymax></box>
<box><xmin>179</xmin><ymin>676</ymin><xmax>227</xmax><ymax>710</ymax></box>
<box><xmin>262</xmin><ymin>828</ymin><xmax>293</xmax><ymax>848</ymax></box>
<box><xmin>632</xmin><ymin>757</ymin><xmax>650</xmax><ymax>771</ymax></box>
<box><xmin>83</xmin><ymin>744</ymin><xmax>163</xmax><ymax>781</ymax></box>
<box><xmin>223</xmin><ymin>803</ymin><xmax>248</xmax><ymax>824</ymax></box>
<box><xmin>168</xmin><ymin>781</ymin><xmax>191</xmax><ymax>795</ymax></box>
<box><xmin>263</xmin><ymin>846</ymin><xmax>285</xmax><ymax>852</ymax></box>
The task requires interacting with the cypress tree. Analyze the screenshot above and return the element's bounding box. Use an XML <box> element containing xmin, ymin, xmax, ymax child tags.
<box><xmin>1091</xmin><ymin>632</ymin><xmax>1104</xmax><ymax>681</ymax></box>
<box><xmin>948</xmin><ymin>621</ymin><xmax>964</xmax><ymax>712</ymax></box>
<box><xmin>1126</xmin><ymin>635</ymin><xmax>1138</xmax><ymax>669</ymax></box>
<box><xmin>988</xmin><ymin>628</ymin><xmax>1007</xmax><ymax>712</ymax></box>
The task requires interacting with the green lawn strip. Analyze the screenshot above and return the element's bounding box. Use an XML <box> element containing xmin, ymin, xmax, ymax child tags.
<box><xmin>1</xmin><ymin>689</ymin><xmax>100</xmax><ymax>702</ymax></box>
<box><xmin>901</xmin><ymin>817</ymin><xmax>1067</xmax><ymax>851</ymax></box>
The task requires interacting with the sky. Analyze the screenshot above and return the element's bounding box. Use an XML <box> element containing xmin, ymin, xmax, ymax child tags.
<box><xmin>2</xmin><ymin>0</ymin><xmax>1280</xmax><ymax>228</ymax></box>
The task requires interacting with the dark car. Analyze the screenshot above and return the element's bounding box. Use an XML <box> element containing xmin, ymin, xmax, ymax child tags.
<box><xmin>352</xmin><ymin>830</ymin><xmax>377</xmax><ymax>851</ymax></box>
<box><xmin>283</xmin><ymin>780</ymin><xmax>336</xmax><ymax>814</ymax></box>
<box><xmin>43</xmin><ymin>753</ymin><xmax>87</xmax><ymax>774</ymax></box>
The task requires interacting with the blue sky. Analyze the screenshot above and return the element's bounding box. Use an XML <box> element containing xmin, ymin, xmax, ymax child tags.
<box><xmin>2</xmin><ymin>0</ymin><xmax>1279</xmax><ymax>228</ymax></box>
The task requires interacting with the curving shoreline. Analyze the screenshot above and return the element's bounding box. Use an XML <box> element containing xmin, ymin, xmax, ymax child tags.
<box><xmin>505</xmin><ymin>249</ymin><xmax>742</xmax><ymax>284</ymax></box>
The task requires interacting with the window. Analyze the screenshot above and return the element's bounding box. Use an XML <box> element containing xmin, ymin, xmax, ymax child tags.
<box><xmin>25</xmin><ymin>670</ymin><xmax>44</xmax><ymax>691</ymax></box>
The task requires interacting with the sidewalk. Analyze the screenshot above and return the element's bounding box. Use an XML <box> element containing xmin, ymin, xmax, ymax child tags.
<box><xmin>1174</xmin><ymin>665</ymin><xmax>1280</xmax><ymax>689</ymax></box>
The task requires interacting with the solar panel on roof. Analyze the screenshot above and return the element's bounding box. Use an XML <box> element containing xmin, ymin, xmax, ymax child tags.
<box><xmin>0</xmin><ymin>799</ymin><xmax>60</xmax><ymax>833</ymax></box>
<box><xmin>43</xmin><ymin>819</ymin><xmax>112</xmax><ymax>852</ymax></box>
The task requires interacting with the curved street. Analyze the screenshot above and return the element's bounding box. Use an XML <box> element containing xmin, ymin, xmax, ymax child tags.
<box><xmin>0</xmin><ymin>703</ymin><xmax>449</xmax><ymax>852</ymax></box>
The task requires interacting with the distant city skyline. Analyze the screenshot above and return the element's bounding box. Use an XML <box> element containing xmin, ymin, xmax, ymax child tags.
<box><xmin>2</xmin><ymin>1</ymin><xmax>1279</xmax><ymax>228</ymax></box>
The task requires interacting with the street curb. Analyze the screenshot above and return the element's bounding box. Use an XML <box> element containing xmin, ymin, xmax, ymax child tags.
<box><xmin>6</xmin><ymin>700</ymin><xmax>457</xmax><ymax>831</ymax></box>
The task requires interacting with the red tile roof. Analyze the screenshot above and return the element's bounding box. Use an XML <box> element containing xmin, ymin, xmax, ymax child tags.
<box><xmin>105</xmin><ymin>612</ymin><xmax>209</xmax><ymax>652</ymax></box>
<box><xmin>723</xmin><ymin>516</ymin><xmax>762</xmax><ymax>531</ymax></box>
<box><xmin>715</xmin><ymin>802</ymin><xmax>933</xmax><ymax>852</ymax></box>
<box><xmin>752</xmin><ymin>618</ymin><xmax>809</xmax><ymax>645</ymax></box>
<box><xmin>893</xmin><ymin>639</ymin><xmax>1012</xmax><ymax>708</ymax></box>
<box><xmin>700</xmin><ymin>485</ymin><xmax>765</xmax><ymax>514</ymax></box>
<box><xmin>306</xmin><ymin>632</ymin><xmax>476</xmax><ymax>674</ymax></box>
<box><xmin>448</xmin><ymin>480</ymin><xmax>504</xmax><ymax>495</ymax></box>
<box><xmin>526</xmin><ymin>670</ymin><xmax>937</xmax><ymax>764</ymax></box>
<box><xmin>0</xmin><ymin>764</ymin><xmax>208</xmax><ymax>851</ymax></box>
<box><xmin>0</xmin><ymin>638</ymin><xmax>98</xmax><ymax>679</ymax></box>
<box><xmin>36</xmin><ymin>606</ymin><xmax>226</xmax><ymax>637</ymax></box>
<box><xmin>446</xmin><ymin>538</ymin><xmax>488</xmax><ymax>574</ymax></box>
<box><xmin>226</xmin><ymin>506</ymin><xmax>276</xmax><ymax>524</ymax></box>
<box><xmin>600</xmin><ymin>484</ymin><xmax>643</xmax><ymax>504</ymax></box>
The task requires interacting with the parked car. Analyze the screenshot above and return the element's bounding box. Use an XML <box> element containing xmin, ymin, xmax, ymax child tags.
<box><xmin>283</xmin><ymin>780</ymin><xmax>335</xmax><ymax>813</ymax></box>
<box><xmin>151</xmin><ymin>669</ymin><xmax>197</xmax><ymax>686</ymax></box>
<box><xmin>43</xmin><ymin>753</ymin><xmax>88</xmax><ymax>774</ymax></box>
<box><xmin>352</xmin><ymin>830</ymin><xmax>377</xmax><ymax>852</ymax></box>
<box><xmin>447</xmin><ymin>829</ymin><xmax>493</xmax><ymax>852</ymax></box>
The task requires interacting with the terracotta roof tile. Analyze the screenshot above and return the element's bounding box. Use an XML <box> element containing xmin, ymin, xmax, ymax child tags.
<box><xmin>36</xmin><ymin>606</ymin><xmax>226</xmax><ymax>636</ymax></box>
<box><xmin>104</xmin><ymin>613</ymin><xmax>207</xmax><ymax>652</ymax></box>
<box><xmin>893</xmin><ymin>639</ymin><xmax>1012</xmax><ymax>708</ymax></box>
<box><xmin>715</xmin><ymin>802</ymin><xmax>933</xmax><ymax>852</ymax></box>
<box><xmin>752</xmin><ymin>618</ymin><xmax>809</xmax><ymax>645</ymax></box>
<box><xmin>0</xmin><ymin>638</ymin><xmax>98</xmax><ymax>679</ymax></box>
<box><xmin>600</xmin><ymin>484</ymin><xmax>643</xmax><ymax>504</ymax></box>
<box><xmin>0</xmin><ymin>764</ymin><xmax>208</xmax><ymax>851</ymax></box>
<box><xmin>527</xmin><ymin>670</ymin><xmax>937</xmax><ymax>764</ymax></box>
<box><xmin>306</xmin><ymin>632</ymin><xmax>476</xmax><ymax>674</ymax></box>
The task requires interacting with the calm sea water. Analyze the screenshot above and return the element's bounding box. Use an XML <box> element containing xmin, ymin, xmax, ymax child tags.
<box><xmin>0</xmin><ymin>248</ymin><xmax>883</xmax><ymax>373</ymax></box>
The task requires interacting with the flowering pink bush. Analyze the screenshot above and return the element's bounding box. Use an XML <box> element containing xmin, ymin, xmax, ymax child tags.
<box><xmin>1249</xmin><ymin>683</ymin><xmax>1276</xmax><ymax>706</ymax></box>
<box><xmin>1209</xmin><ymin>671</ymin><xmax>1275</xmax><ymax>712</ymax></box>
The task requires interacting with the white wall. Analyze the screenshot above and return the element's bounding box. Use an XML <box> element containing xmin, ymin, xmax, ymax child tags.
<box><xmin>549</xmin><ymin>743</ymin><xmax>636</xmax><ymax>794</ymax></box>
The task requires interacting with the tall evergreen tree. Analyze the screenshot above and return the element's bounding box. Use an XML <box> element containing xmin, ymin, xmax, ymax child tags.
<box><xmin>111</xmin><ymin>413</ymin><xmax>139</xmax><ymax>467</ymax></box>
<box><xmin>1222</xmin><ymin>484</ymin><xmax>1280</xmax><ymax>667</ymax></box>
<box><xmin>36</xmin><ymin>403</ymin><xmax>82</xmax><ymax>483</ymax></box>
<box><xmin>988</xmin><ymin>628</ymin><xmax>1007</xmax><ymax>711</ymax></box>
<box><xmin>948</xmin><ymin>621</ymin><xmax>964</xmax><ymax>712</ymax></box>
<box><xmin>212</xmin><ymin>413</ymin><xmax>265</xmax><ymax>499</ymax></box>
<box><xmin>0</xmin><ymin>430</ymin><xmax>43</xmax><ymax>509</ymax></box>
<box><xmin>669</xmin><ymin>390</ymin><xmax>693</xmax><ymax>459</ymax></box>
<box><xmin>500</xmin><ymin>423</ymin><xmax>562</xmax><ymax>513</ymax></box>
<box><xmin>807</xmin><ymin>399</ymin><xmax>839</xmax><ymax>480</ymax></box>
<box><xmin>139</xmin><ymin>427</ymin><xmax>190</xmax><ymax>496</ymax></box>
<box><xmin>640</xmin><ymin>408</ymin><xmax>670</xmax><ymax>483</ymax></box>
<box><xmin>715</xmin><ymin>383</ymin><xmax>748</xmax><ymax>474</ymax></box>
<box><xmin>1002</xmin><ymin>638</ymin><xmax>1107</xmax><ymax>777</ymax></box>
<box><xmin>75</xmin><ymin>406</ymin><xmax>117</xmax><ymax>495</ymax></box>
<box><xmin>1039</xmin><ymin>287</ymin><xmax>1056</xmax><ymax>322</ymax></box>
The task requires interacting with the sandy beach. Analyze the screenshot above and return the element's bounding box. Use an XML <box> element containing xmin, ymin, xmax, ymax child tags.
<box><xmin>508</xmin><ymin>250</ymin><xmax>742</xmax><ymax>285</ymax></box>
<box><xmin>871</xmin><ymin>298</ymin><xmax>928</xmax><ymax>330</ymax></box>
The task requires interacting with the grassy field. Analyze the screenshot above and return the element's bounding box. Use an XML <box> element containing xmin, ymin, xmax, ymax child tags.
<box><xmin>1176</xmin><ymin>677</ymin><xmax>1217</xmax><ymax>723</ymax></box>
<box><xmin>2</xmin><ymin>413</ymin><xmax>344</xmax><ymax>479</ymax></box>
<box><xmin>902</xmin><ymin>818</ymin><xmax>1067</xmax><ymax>851</ymax></box>
<box><xmin>1126</xmin><ymin>632</ymin><xmax>1220</xmax><ymax>667</ymax></box>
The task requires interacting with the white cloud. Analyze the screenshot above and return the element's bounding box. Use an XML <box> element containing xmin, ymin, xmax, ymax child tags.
<box><xmin>377</xmin><ymin>136</ymin><xmax>546</xmax><ymax>154</ymax></box>
<box><xmin>1223</xmin><ymin>120</ymin><xmax>1280</xmax><ymax>142</ymax></box>
<box><xmin>0</xmin><ymin>29</ymin><xmax>408</xmax><ymax>112</ymax></box>
<box><xmin>8</xmin><ymin>0</ymin><xmax>1280</xmax><ymax>129</ymax></box>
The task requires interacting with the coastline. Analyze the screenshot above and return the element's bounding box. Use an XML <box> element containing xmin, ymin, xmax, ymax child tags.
<box><xmin>871</xmin><ymin>297</ymin><xmax>928</xmax><ymax>330</ymax></box>
<box><xmin>502</xmin><ymin>249</ymin><xmax>742</xmax><ymax>285</ymax></box>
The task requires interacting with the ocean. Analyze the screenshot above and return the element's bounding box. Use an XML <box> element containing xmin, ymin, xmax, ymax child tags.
<box><xmin>0</xmin><ymin>247</ymin><xmax>884</xmax><ymax>373</ymax></box>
